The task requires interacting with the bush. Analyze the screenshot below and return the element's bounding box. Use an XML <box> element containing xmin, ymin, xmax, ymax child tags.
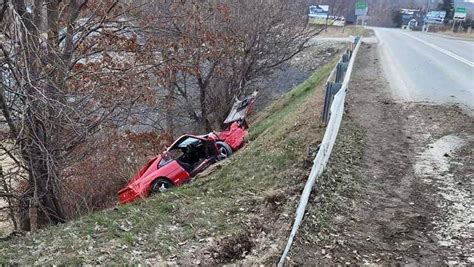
<box><xmin>61</xmin><ymin>130</ymin><xmax>172</xmax><ymax>219</ymax></box>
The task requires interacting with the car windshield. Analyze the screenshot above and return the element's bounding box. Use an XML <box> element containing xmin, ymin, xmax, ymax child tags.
<box><xmin>163</xmin><ymin>149</ymin><xmax>182</xmax><ymax>160</ymax></box>
<box><xmin>163</xmin><ymin>136</ymin><xmax>201</xmax><ymax>160</ymax></box>
<box><xmin>176</xmin><ymin>137</ymin><xmax>200</xmax><ymax>148</ymax></box>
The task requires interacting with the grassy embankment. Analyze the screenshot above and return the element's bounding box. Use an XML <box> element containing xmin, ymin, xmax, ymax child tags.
<box><xmin>0</xmin><ymin>58</ymin><xmax>338</xmax><ymax>264</ymax></box>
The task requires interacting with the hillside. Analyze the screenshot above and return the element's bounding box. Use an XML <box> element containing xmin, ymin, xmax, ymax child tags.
<box><xmin>0</xmin><ymin>58</ymin><xmax>339</xmax><ymax>264</ymax></box>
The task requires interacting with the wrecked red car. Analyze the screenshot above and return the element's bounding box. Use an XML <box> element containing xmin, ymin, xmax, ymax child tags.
<box><xmin>118</xmin><ymin>92</ymin><xmax>257</xmax><ymax>204</ymax></box>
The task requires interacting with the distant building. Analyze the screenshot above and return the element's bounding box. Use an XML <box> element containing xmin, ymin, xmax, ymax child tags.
<box><xmin>345</xmin><ymin>14</ymin><xmax>357</xmax><ymax>25</ymax></box>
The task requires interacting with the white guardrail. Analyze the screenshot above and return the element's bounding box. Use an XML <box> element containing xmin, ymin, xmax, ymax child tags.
<box><xmin>278</xmin><ymin>36</ymin><xmax>363</xmax><ymax>266</ymax></box>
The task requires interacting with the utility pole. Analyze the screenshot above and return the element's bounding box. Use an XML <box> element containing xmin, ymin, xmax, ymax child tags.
<box><xmin>424</xmin><ymin>0</ymin><xmax>432</xmax><ymax>32</ymax></box>
<box><xmin>325</xmin><ymin>3</ymin><xmax>335</xmax><ymax>32</ymax></box>
<box><xmin>325</xmin><ymin>9</ymin><xmax>328</xmax><ymax>32</ymax></box>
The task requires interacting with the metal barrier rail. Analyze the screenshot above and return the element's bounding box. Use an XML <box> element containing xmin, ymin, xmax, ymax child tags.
<box><xmin>278</xmin><ymin>36</ymin><xmax>363</xmax><ymax>266</ymax></box>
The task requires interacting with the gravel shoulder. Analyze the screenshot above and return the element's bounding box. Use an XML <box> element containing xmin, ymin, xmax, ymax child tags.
<box><xmin>288</xmin><ymin>42</ymin><xmax>473</xmax><ymax>265</ymax></box>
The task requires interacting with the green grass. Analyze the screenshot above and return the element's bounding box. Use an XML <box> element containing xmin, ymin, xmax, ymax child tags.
<box><xmin>249</xmin><ymin>60</ymin><xmax>335</xmax><ymax>140</ymax></box>
<box><xmin>0</xmin><ymin>58</ymin><xmax>338</xmax><ymax>265</ymax></box>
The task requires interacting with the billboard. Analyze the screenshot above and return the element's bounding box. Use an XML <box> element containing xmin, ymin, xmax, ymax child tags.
<box><xmin>453</xmin><ymin>7</ymin><xmax>467</xmax><ymax>21</ymax></box>
<box><xmin>425</xmin><ymin>10</ymin><xmax>446</xmax><ymax>24</ymax></box>
<box><xmin>308</xmin><ymin>5</ymin><xmax>345</xmax><ymax>27</ymax></box>
<box><xmin>309</xmin><ymin>5</ymin><xmax>329</xmax><ymax>18</ymax></box>
<box><xmin>400</xmin><ymin>9</ymin><xmax>425</xmax><ymax>26</ymax></box>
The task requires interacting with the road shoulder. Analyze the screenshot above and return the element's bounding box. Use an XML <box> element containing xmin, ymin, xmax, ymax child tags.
<box><xmin>287</xmin><ymin>42</ymin><xmax>473</xmax><ymax>265</ymax></box>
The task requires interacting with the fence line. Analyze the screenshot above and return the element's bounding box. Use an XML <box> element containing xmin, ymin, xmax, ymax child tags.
<box><xmin>278</xmin><ymin>36</ymin><xmax>363</xmax><ymax>267</ymax></box>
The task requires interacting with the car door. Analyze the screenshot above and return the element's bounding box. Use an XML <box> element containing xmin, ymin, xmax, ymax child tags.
<box><xmin>158</xmin><ymin>160</ymin><xmax>191</xmax><ymax>186</ymax></box>
<box><xmin>187</xmin><ymin>140</ymin><xmax>217</xmax><ymax>176</ymax></box>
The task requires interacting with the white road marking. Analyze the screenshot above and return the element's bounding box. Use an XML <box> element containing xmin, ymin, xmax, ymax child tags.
<box><xmin>401</xmin><ymin>32</ymin><xmax>474</xmax><ymax>68</ymax></box>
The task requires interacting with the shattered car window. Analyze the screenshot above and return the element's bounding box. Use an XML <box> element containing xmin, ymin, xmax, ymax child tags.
<box><xmin>177</xmin><ymin>137</ymin><xmax>201</xmax><ymax>148</ymax></box>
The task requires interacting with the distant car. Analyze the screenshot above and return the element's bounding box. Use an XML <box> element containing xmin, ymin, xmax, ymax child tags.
<box><xmin>118</xmin><ymin>91</ymin><xmax>257</xmax><ymax>204</ymax></box>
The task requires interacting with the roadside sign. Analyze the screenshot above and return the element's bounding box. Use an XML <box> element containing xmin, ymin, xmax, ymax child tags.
<box><xmin>309</xmin><ymin>5</ymin><xmax>329</xmax><ymax>18</ymax></box>
<box><xmin>425</xmin><ymin>10</ymin><xmax>446</xmax><ymax>24</ymax></box>
<box><xmin>356</xmin><ymin>2</ymin><xmax>368</xmax><ymax>9</ymax></box>
<box><xmin>355</xmin><ymin>1</ymin><xmax>368</xmax><ymax>16</ymax></box>
<box><xmin>308</xmin><ymin>5</ymin><xmax>330</xmax><ymax>25</ymax></box>
<box><xmin>454</xmin><ymin>7</ymin><xmax>467</xmax><ymax>21</ymax></box>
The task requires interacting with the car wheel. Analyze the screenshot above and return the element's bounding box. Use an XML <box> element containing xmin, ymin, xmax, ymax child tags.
<box><xmin>149</xmin><ymin>178</ymin><xmax>172</xmax><ymax>195</ymax></box>
<box><xmin>216</xmin><ymin>141</ymin><xmax>233</xmax><ymax>160</ymax></box>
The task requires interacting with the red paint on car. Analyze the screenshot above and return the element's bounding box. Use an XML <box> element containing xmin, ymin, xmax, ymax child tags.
<box><xmin>118</xmin><ymin>91</ymin><xmax>258</xmax><ymax>204</ymax></box>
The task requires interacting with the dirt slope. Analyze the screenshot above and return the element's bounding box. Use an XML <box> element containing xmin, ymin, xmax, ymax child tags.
<box><xmin>288</xmin><ymin>43</ymin><xmax>473</xmax><ymax>265</ymax></box>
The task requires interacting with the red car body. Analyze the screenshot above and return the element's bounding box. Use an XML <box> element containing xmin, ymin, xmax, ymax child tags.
<box><xmin>118</xmin><ymin>92</ymin><xmax>257</xmax><ymax>204</ymax></box>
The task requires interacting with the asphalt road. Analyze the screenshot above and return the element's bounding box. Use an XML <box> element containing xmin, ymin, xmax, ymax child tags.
<box><xmin>373</xmin><ymin>27</ymin><xmax>474</xmax><ymax>110</ymax></box>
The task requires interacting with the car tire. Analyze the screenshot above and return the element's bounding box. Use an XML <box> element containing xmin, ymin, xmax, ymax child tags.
<box><xmin>149</xmin><ymin>178</ymin><xmax>172</xmax><ymax>195</ymax></box>
<box><xmin>216</xmin><ymin>141</ymin><xmax>233</xmax><ymax>160</ymax></box>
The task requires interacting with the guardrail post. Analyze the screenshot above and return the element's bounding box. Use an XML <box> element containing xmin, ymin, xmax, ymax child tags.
<box><xmin>322</xmin><ymin>82</ymin><xmax>332</xmax><ymax>123</ymax></box>
<box><xmin>342</xmin><ymin>53</ymin><xmax>350</xmax><ymax>63</ymax></box>
<box><xmin>354</xmin><ymin>36</ymin><xmax>360</xmax><ymax>45</ymax></box>
<box><xmin>331</xmin><ymin>82</ymin><xmax>342</xmax><ymax>95</ymax></box>
<box><xmin>347</xmin><ymin>48</ymin><xmax>353</xmax><ymax>59</ymax></box>
<box><xmin>340</xmin><ymin>62</ymin><xmax>349</xmax><ymax>71</ymax></box>
<box><xmin>335</xmin><ymin>62</ymin><xmax>349</xmax><ymax>83</ymax></box>
<box><xmin>335</xmin><ymin>64</ymin><xmax>342</xmax><ymax>83</ymax></box>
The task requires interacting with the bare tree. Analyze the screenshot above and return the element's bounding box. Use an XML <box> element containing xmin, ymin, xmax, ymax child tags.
<box><xmin>0</xmin><ymin>0</ymin><xmax>149</xmax><ymax>230</ymax></box>
<box><xmin>139</xmin><ymin>0</ymin><xmax>316</xmax><ymax>131</ymax></box>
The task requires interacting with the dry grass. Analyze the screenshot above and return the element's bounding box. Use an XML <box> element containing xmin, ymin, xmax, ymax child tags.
<box><xmin>315</xmin><ymin>25</ymin><xmax>369</xmax><ymax>38</ymax></box>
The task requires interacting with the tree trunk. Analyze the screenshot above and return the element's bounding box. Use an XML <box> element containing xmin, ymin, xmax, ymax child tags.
<box><xmin>18</xmin><ymin>116</ymin><xmax>65</xmax><ymax>231</ymax></box>
<box><xmin>199</xmin><ymin>86</ymin><xmax>212</xmax><ymax>132</ymax></box>
<box><xmin>12</xmin><ymin>0</ymin><xmax>66</xmax><ymax>231</ymax></box>
<box><xmin>29</xmin><ymin>202</ymin><xmax>38</xmax><ymax>232</ymax></box>
<box><xmin>165</xmin><ymin>87</ymin><xmax>175</xmax><ymax>137</ymax></box>
<box><xmin>18</xmin><ymin>156</ymin><xmax>66</xmax><ymax>230</ymax></box>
